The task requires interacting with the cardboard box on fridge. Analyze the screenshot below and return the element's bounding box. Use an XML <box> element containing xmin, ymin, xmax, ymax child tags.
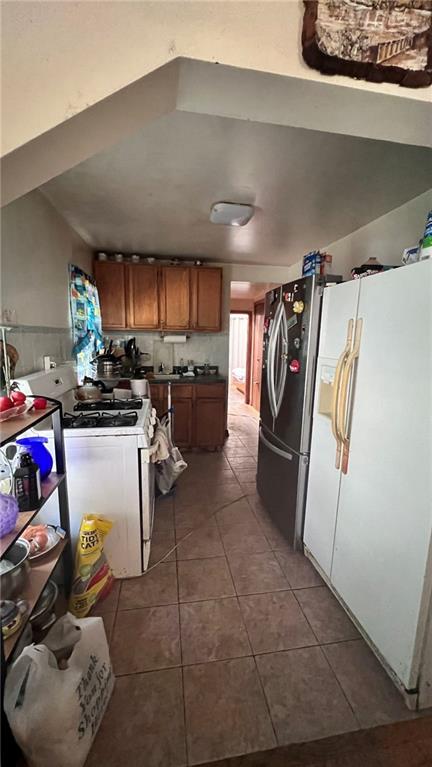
<box><xmin>302</xmin><ymin>251</ymin><xmax>332</xmax><ymax>276</ymax></box>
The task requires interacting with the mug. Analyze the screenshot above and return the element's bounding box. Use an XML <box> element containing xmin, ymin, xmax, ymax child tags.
<box><xmin>131</xmin><ymin>379</ymin><xmax>149</xmax><ymax>398</ymax></box>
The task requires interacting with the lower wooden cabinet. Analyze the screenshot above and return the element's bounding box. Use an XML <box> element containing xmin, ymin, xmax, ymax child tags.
<box><xmin>148</xmin><ymin>382</ymin><xmax>226</xmax><ymax>449</ymax></box>
<box><xmin>171</xmin><ymin>397</ymin><xmax>193</xmax><ymax>448</ymax></box>
<box><xmin>194</xmin><ymin>398</ymin><xmax>226</xmax><ymax>448</ymax></box>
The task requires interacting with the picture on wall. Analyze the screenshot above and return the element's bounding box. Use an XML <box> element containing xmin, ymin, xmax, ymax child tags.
<box><xmin>302</xmin><ymin>0</ymin><xmax>432</xmax><ymax>88</ymax></box>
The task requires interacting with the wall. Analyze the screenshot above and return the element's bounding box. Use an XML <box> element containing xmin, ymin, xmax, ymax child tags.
<box><xmin>2</xmin><ymin>0</ymin><xmax>430</xmax><ymax>156</ymax></box>
<box><xmin>108</xmin><ymin>330</ymin><xmax>229</xmax><ymax>378</ymax></box>
<box><xmin>286</xmin><ymin>189</ymin><xmax>432</xmax><ymax>281</ymax></box>
<box><xmin>324</xmin><ymin>190</ymin><xmax>432</xmax><ymax>279</ymax></box>
<box><xmin>230</xmin><ymin>298</ymin><xmax>254</xmax><ymax>312</ymax></box>
<box><xmin>1</xmin><ymin>189</ymin><xmax>93</xmax><ymax>375</ymax></box>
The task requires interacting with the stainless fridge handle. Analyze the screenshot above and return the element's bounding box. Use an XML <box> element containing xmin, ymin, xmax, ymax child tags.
<box><xmin>267</xmin><ymin>311</ymin><xmax>279</xmax><ymax>419</ymax></box>
<box><xmin>274</xmin><ymin>308</ymin><xmax>288</xmax><ymax>419</ymax></box>
<box><xmin>266</xmin><ymin>338</ymin><xmax>275</xmax><ymax>418</ymax></box>
<box><xmin>259</xmin><ymin>429</ymin><xmax>293</xmax><ymax>460</ymax></box>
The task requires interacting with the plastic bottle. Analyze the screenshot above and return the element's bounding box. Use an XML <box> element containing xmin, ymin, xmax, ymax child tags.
<box><xmin>14</xmin><ymin>452</ymin><xmax>41</xmax><ymax>511</ymax></box>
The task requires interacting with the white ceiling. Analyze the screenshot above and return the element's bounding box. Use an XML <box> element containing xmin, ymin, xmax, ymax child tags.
<box><xmin>40</xmin><ymin>110</ymin><xmax>432</xmax><ymax>267</ymax></box>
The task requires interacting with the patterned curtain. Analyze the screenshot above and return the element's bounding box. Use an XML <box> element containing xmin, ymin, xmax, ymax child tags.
<box><xmin>69</xmin><ymin>264</ymin><xmax>103</xmax><ymax>383</ymax></box>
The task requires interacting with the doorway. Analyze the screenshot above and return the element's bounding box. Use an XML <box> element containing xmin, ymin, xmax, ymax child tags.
<box><xmin>229</xmin><ymin>281</ymin><xmax>278</xmax><ymax>417</ymax></box>
<box><xmin>229</xmin><ymin>312</ymin><xmax>251</xmax><ymax>409</ymax></box>
<box><xmin>250</xmin><ymin>300</ymin><xmax>265</xmax><ymax>411</ymax></box>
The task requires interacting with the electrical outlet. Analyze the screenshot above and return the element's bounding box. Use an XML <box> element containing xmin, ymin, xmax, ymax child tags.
<box><xmin>2</xmin><ymin>308</ymin><xmax>17</xmax><ymax>325</ymax></box>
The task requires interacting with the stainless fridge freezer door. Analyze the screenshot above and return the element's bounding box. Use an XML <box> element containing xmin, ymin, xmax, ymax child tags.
<box><xmin>267</xmin><ymin>301</ymin><xmax>288</xmax><ymax>421</ymax></box>
<box><xmin>273</xmin><ymin>277</ymin><xmax>322</xmax><ymax>454</ymax></box>
<box><xmin>257</xmin><ymin>426</ymin><xmax>308</xmax><ymax>549</ymax></box>
<box><xmin>260</xmin><ymin>287</ymin><xmax>282</xmax><ymax>432</ymax></box>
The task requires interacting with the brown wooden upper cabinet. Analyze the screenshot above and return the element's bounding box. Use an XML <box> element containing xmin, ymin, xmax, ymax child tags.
<box><xmin>159</xmin><ymin>266</ymin><xmax>190</xmax><ymax>330</ymax></box>
<box><xmin>95</xmin><ymin>262</ymin><xmax>222</xmax><ymax>332</ymax></box>
<box><xmin>126</xmin><ymin>264</ymin><xmax>159</xmax><ymax>329</ymax></box>
<box><xmin>191</xmin><ymin>267</ymin><xmax>222</xmax><ymax>332</ymax></box>
<box><xmin>93</xmin><ymin>261</ymin><xmax>127</xmax><ymax>329</ymax></box>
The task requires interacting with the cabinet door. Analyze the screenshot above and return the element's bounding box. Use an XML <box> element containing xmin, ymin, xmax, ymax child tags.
<box><xmin>160</xmin><ymin>267</ymin><xmax>191</xmax><ymax>330</ymax></box>
<box><xmin>126</xmin><ymin>265</ymin><xmax>159</xmax><ymax>328</ymax></box>
<box><xmin>195</xmin><ymin>383</ymin><xmax>225</xmax><ymax>399</ymax></box>
<box><xmin>149</xmin><ymin>384</ymin><xmax>165</xmax><ymax>418</ymax></box>
<box><xmin>94</xmin><ymin>261</ymin><xmax>126</xmax><ymax>329</ymax></box>
<box><xmin>171</xmin><ymin>397</ymin><xmax>193</xmax><ymax>448</ymax></box>
<box><xmin>195</xmin><ymin>398</ymin><xmax>226</xmax><ymax>448</ymax></box>
<box><xmin>191</xmin><ymin>268</ymin><xmax>222</xmax><ymax>331</ymax></box>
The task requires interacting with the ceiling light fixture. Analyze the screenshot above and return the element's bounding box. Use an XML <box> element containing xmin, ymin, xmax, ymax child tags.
<box><xmin>210</xmin><ymin>202</ymin><xmax>255</xmax><ymax>227</ymax></box>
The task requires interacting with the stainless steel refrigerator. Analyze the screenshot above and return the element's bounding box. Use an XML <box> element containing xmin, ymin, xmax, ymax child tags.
<box><xmin>257</xmin><ymin>275</ymin><xmax>338</xmax><ymax>548</ymax></box>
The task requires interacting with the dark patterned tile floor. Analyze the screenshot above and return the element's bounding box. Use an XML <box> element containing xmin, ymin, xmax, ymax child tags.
<box><xmin>87</xmin><ymin>402</ymin><xmax>429</xmax><ymax>766</ymax></box>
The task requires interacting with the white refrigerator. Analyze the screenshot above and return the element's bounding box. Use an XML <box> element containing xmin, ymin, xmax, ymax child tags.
<box><xmin>304</xmin><ymin>259</ymin><xmax>432</xmax><ymax>709</ymax></box>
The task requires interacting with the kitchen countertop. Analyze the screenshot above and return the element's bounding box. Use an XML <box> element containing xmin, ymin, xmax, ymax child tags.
<box><xmin>149</xmin><ymin>376</ymin><xmax>227</xmax><ymax>385</ymax></box>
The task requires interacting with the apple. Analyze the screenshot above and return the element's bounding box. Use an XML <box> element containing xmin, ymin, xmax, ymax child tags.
<box><xmin>10</xmin><ymin>390</ymin><xmax>26</xmax><ymax>405</ymax></box>
<box><xmin>33</xmin><ymin>397</ymin><xmax>47</xmax><ymax>410</ymax></box>
<box><xmin>0</xmin><ymin>396</ymin><xmax>14</xmax><ymax>412</ymax></box>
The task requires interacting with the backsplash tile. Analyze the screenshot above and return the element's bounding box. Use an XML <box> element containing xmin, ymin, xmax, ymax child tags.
<box><xmin>5</xmin><ymin>327</ymin><xmax>230</xmax><ymax>380</ymax></box>
<box><xmin>109</xmin><ymin>331</ymin><xmax>229</xmax><ymax>376</ymax></box>
<box><xmin>6</xmin><ymin>326</ymin><xmax>72</xmax><ymax>378</ymax></box>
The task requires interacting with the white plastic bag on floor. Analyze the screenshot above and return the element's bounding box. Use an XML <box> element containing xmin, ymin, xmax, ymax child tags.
<box><xmin>156</xmin><ymin>445</ymin><xmax>188</xmax><ymax>494</ymax></box>
<box><xmin>4</xmin><ymin>612</ymin><xmax>114</xmax><ymax>767</ymax></box>
<box><xmin>154</xmin><ymin>415</ymin><xmax>187</xmax><ymax>494</ymax></box>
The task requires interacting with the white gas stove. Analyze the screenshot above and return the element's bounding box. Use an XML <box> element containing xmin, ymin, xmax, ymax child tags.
<box><xmin>14</xmin><ymin>364</ymin><xmax>156</xmax><ymax>577</ymax></box>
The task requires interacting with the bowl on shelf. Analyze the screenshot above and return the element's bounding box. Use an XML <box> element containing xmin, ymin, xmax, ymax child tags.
<box><xmin>16</xmin><ymin>436</ymin><xmax>53</xmax><ymax>480</ymax></box>
<box><xmin>0</xmin><ymin>538</ymin><xmax>31</xmax><ymax>600</ymax></box>
<box><xmin>0</xmin><ymin>402</ymin><xmax>31</xmax><ymax>422</ymax></box>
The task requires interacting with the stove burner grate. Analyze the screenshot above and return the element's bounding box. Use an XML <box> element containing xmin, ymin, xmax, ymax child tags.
<box><xmin>63</xmin><ymin>411</ymin><xmax>139</xmax><ymax>429</ymax></box>
<box><xmin>74</xmin><ymin>398</ymin><xmax>143</xmax><ymax>412</ymax></box>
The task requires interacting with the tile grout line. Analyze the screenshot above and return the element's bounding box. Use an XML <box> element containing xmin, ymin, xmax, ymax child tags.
<box><xmin>218</xmin><ymin>471</ymin><xmax>284</xmax><ymax>748</ymax></box>
<box><xmin>218</xmin><ymin>454</ymin><xmax>281</xmax><ymax>748</ymax></box>
<box><xmin>320</xmin><ymin>644</ymin><xmax>362</xmax><ymax>731</ymax></box>
<box><xmin>176</xmin><ymin>535</ymin><xmax>190</xmax><ymax>767</ymax></box>
<box><xmin>180</xmin><ymin>664</ymin><xmax>189</xmax><ymax>767</ymax></box>
<box><xmin>212</xmin><ymin>485</ymin><xmax>278</xmax><ymax>745</ymax></box>
<box><xmin>218</xmin><ymin>522</ymin><xmax>254</xmax><ymax>659</ymax></box>
<box><xmin>290</xmin><ymin>588</ymin><xmax>362</xmax><ymax>730</ymax></box>
<box><xmin>251</xmin><ymin>652</ymin><xmax>279</xmax><ymax>747</ymax></box>
<box><xmin>112</xmin><ymin>639</ymin><xmax>372</xmax><ymax>678</ymax></box>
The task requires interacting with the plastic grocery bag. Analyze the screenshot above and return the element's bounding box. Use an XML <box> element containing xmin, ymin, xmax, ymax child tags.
<box><xmin>156</xmin><ymin>446</ymin><xmax>188</xmax><ymax>495</ymax></box>
<box><xmin>69</xmin><ymin>514</ymin><xmax>114</xmax><ymax>618</ymax></box>
<box><xmin>4</xmin><ymin>613</ymin><xmax>114</xmax><ymax>767</ymax></box>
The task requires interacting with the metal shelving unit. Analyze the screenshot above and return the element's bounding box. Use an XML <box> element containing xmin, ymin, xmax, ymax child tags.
<box><xmin>0</xmin><ymin>400</ymin><xmax>72</xmax><ymax>764</ymax></box>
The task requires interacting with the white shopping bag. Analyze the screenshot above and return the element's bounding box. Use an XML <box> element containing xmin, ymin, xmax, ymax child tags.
<box><xmin>4</xmin><ymin>612</ymin><xmax>114</xmax><ymax>767</ymax></box>
<box><xmin>156</xmin><ymin>446</ymin><xmax>188</xmax><ymax>494</ymax></box>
